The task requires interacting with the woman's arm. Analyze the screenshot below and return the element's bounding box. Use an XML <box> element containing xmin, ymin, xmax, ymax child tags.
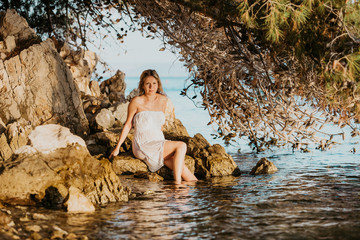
<box><xmin>109</xmin><ymin>99</ymin><xmax>138</xmax><ymax>159</ymax></box>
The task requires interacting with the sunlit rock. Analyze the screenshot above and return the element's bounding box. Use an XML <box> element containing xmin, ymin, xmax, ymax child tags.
<box><xmin>0</xmin><ymin>127</ymin><xmax>130</xmax><ymax>206</ymax></box>
<box><xmin>22</xmin><ymin>124</ymin><xmax>86</xmax><ymax>155</ymax></box>
<box><xmin>250</xmin><ymin>157</ymin><xmax>278</xmax><ymax>175</ymax></box>
<box><xmin>65</xmin><ymin>186</ymin><xmax>95</xmax><ymax>213</ymax></box>
<box><xmin>112</xmin><ymin>154</ymin><xmax>148</xmax><ymax>174</ymax></box>
<box><xmin>0</xmin><ymin>10</ymin><xmax>89</xmax><ymax>136</ymax></box>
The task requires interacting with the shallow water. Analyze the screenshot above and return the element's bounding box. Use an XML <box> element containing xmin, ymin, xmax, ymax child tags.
<box><xmin>8</xmin><ymin>149</ymin><xmax>360</xmax><ymax>240</ymax></box>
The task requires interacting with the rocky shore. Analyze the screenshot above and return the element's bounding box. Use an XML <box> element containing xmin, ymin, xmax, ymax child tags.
<box><xmin>0</xmin><ymin>10</ymin><xmax>278</xmax><ymax>239</ymax></box>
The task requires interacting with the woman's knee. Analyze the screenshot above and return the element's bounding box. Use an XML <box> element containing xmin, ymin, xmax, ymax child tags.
<box><xmin>176</xmin><ymin>141</ymin><xmax>187</xmax><ymax>153</ymax></box>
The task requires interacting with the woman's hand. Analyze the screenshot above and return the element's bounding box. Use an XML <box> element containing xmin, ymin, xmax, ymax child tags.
<box><xmin>109</xmin><ymin>148</ymin><xmax>120</xmax><ymax>160</ymax></box>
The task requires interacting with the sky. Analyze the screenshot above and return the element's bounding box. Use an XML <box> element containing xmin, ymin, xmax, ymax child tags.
<box><xmin>89</xmin><ymin>29</ymin><xmax>189</xmax><ymax>78</ymax></box>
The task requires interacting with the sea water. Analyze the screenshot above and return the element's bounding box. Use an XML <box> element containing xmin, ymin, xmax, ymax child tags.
<box><xmin>8</xmin><ymin>76</ymin><xmax>360</xmax><ymax>239</ymax></box>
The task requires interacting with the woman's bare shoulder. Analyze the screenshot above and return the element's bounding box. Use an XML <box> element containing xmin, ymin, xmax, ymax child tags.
<box><xmin>158</xmin><ymin>94</ymin><xmax>168</xmax><ymax>101</ymax></box>
<box><xmin>130</xmin><ymin>96</ymin><xmax>144</xmax><ymax>104</ymax></box>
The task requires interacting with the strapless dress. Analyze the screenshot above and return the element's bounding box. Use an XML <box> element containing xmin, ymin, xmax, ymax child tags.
<box><xmin>132</xmin><ymin>111</ymin><xmax>166</xmax><ymax>172</ymax></box>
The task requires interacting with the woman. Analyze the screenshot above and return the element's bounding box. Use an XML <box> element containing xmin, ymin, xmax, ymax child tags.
<box><xmin>109</xmin><ymin>69</ymin><xmax>198</xmax><ymax>184</ymax></box>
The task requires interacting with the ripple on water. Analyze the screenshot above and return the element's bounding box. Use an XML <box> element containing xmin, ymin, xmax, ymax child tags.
<box><xmin>6</xmin><ymin>149</ymin><xmax>360</xmax><ymax>239</ymax></box>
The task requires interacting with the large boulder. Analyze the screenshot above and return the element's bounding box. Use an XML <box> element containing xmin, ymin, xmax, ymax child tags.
<box><xmin>0</xmin><ymin>124</ymin><xmax>130</xmax><ymax>207</ymax></box>
<box><xmin>0</xmin><ymin>10</ymin><xmax>89</xmax><ymax>136</ymax></box>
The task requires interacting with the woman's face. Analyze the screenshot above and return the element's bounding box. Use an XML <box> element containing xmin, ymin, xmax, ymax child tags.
<box><xmin>142</xmin><ymin>76</ymin><xmax>158</xmax><ymax>95</ymax></box>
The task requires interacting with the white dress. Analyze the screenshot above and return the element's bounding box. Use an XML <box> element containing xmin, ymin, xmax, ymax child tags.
<box><xmin>132</xmin><ymin>111</ymin><xmax>166</xmax><ymax>172</ymax></box>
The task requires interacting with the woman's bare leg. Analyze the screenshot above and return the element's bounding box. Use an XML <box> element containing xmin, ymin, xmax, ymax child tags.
<box><xmin>163</xmin><ymin>141</ymin><xmax>198</xmax><ymax>183</ymax></box>
<box><xmin>164</xmin><ymin>156</ymin><xmax>197</xmax><ymax>182</ymax></box>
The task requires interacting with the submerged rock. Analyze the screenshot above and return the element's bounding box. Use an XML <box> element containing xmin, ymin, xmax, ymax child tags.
<box><xmin>250</xmin><ymin>157</ymin><xmax>278</xmax><ymax>175</ymax></box>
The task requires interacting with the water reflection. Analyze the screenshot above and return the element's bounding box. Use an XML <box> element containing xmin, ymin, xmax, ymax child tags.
<box><xmin>7</xmin><ymin>150</ymin><xmax>360</xmax><ymax>239</ymax></box>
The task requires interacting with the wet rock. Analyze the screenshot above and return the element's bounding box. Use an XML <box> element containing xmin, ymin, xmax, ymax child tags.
<box><xmin>165</xmin><ymin>133</ymin><xmax>241</xmax><ymax>179</ymax></box>
<box><xmin>100</xmin><ymin>70</ymin><xmax>126</xmax><ymax>104</ymax></box>
<box><xmin>250</xmin><ymin>157</ymin><xmax>278</xmax><ymax>175</ymax></box>
<box><xmin>51</xmin><ymin>225</ymin><xmax>68</xmax><ymax>239</ymax></box>
<box><xmin>157</xmin><ymin>155</ymin><xmax>195</xmax><ymax>180</ymax></box>
<box><xmin>134</xmin><ymin>171</ymin><xmax>164</xmax><ymax>182</ymax></box>
<box><xmin>65</xmin><ymin>186</ymin><xmax>95</xmax><ymax>213</ymax></box>
<box><xmin>0</xmin><ymin>125</ymin><xmax>130</xmax><ymax>206</ymax></box>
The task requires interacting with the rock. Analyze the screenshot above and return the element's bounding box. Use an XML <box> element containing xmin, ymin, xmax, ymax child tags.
<box><xmin>6</xmin><ymin>118</ymin><xmax>32</xmax><ymax>153</ymax></box>
<box><xmin>30</xmin><ymin>232</ymin><xmax>42</xmax><ymax>240</ymax></box>
<box><xmin>0</xmin><ymin>133</ymin><xmax>12</xmax><ymax>161</ymax></box>
<box><xmin>112</xmin><ymin>154</ymin><xmax>148</xmax><ymax>175</ymax></box>
<box><xmin>89</xmin><ymin>80</ymin><xmax>101</xmax><ymax>97</ymax></box>
<box><xmin>165</xmin><ymin>133</ymin><xmax>241</xmax><ymax>178</ymax></box>
<box><xmin>0</xmin><ymin>126</ymin><xmax>130</xmax><ymax>206</ymax></box>
<box><xmin>25</xmin><ymin>225</ymin><xmax>41</xmax><ymax>232</ymax></box>
<box><xmin>51</xmin><ymin>225</ymin><xmax>68</xmax><ymax>239</ymax></box>
<box><xmin>126</xmin><ymin>88</ymin><xmax>139</xmax><ymax>101</ymax></box>
<box><xmin>61</xmin><ymin>46</ymin><xmax>98</xmax><ymax>96</ymax></box>
<box><xmin>250</xmin><ymin>157</ymin><xmax>278</xmax><ymax>175</ymax></box>
<box><xmin>100</xmin><ymin>70</ymin><xmax>126</xmax><ymax>103</ymax></box>
<box><xmin>0</xmin><ymin>9</ymin><xmax>37</xmax><ymax>43</ymax></box>
<box><xmin>32</xmin><ymin>213</ymin><xmax>49</xmax><ymax>220</ymax></box>
<box><xmin>0</xmin><ymin>211</ymin><xmax>12</xmax><ymax>225</ymax></box>
<box><xmin>4</xmin><ymin>35</ymin><xmax>16</xmax><ymax>52</ymax></box>
<box><xmin>95</xmin><ymin>109</ymin><xmax>115</xmax><ymax>130</ymax></box>
<box><xmin>134</xmin><ymin>171</ymin><xmax>164</xmax><ymax>182</ymax></box>
<box><xmin>163</xmin><ymin>99</ymin><xmax>189</xmax><ymax>137</ymax></box>
<box><xmin>65</xmin><ymin>186</ymin><xmax>95</xmax><ymax>213</ymax></box>
<box><xmin>16</xmin><ymin>124</ymin><xmax>86</xmax><ymax>155</ymax></box>
<box><xmin>0</xmin><ymin>35</ymin><xmax>89</xmax><ymax>135</ymax></box>
<box><xmin>84</xmin><ymin>51</ymin><xmax>98</xmax><ymax>73</ymax></box>
<box><xmin>59</xmin><ymin>42</ymin><xmax>71</xmax><ymax>58</ymax></box>
<box><xmin>86</xmin><ymin>130</ymin><xmax>132</xmax><ymax>156</ymax></box>
<box><xmin>157</xmin><ymin>155</ymin><xmax>195</xmax><ymax>180</ymax></box>
<box><xmin>112</xmin><ymin>102</ymin><xmax>129</xmax><ymax>125</ymax></box>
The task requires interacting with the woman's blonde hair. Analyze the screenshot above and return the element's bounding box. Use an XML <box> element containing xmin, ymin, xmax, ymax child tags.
<box><xmin>138</xmin><ymin>69</ymin><xmax>165</xmax><ymax>95</ymax></box>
